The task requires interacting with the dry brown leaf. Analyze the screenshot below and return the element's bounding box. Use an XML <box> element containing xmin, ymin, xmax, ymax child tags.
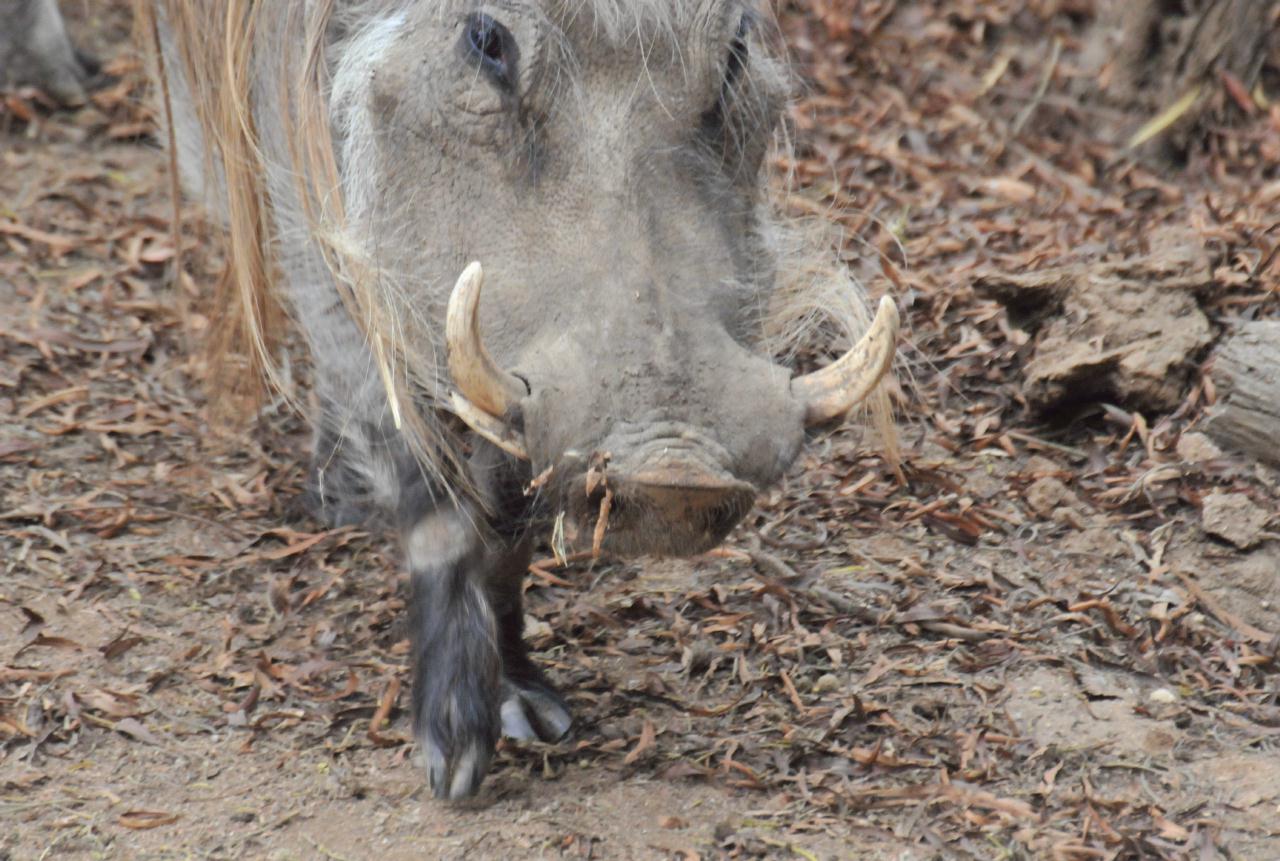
<box><xmin>117</xmin><ymin>810</ymin><xmax>180</xmax><ymax>830</ymax></box>
<box><xmin>977</xmin><ymin>177</ymin><xmax>1037</xmax><ymax>204</ymax></box>
<box><xmin>623</xmin><ymin>719</ymin><xmax>656</xmax><ymax>766</ymax></box>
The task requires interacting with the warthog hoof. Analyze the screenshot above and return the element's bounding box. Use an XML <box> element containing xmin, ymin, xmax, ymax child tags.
<box><xmin>419</xmin><ymin>674</ymin><xmax>571</xmax><ymax>801</ymax></box>
<box><xmin>499</xmin><ymin>676</ymin><xmax>572</xmax><ymax>743</ymax></box>
<box><xmin>421</xmin><ymin>733</ymin><xmax>494</xmax><ymax>802</ymax></box>
<box><xmin>32</xmin><ymin>48</ymin><xmax>98</xmax><ymax>107</ymax></box>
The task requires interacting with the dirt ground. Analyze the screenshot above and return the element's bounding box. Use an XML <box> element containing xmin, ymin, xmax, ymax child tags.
<box><xmin>3</xmin><ymin>2</ymin><xmax>1279</xmax><ymax>860</ymax></box>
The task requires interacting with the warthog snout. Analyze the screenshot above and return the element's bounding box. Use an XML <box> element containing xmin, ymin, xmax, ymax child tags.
<box><xmin>563</xmin><ymin>436</ymin><xmax>759</xmax><ymax>556</ymax></box>
<box><xmin>447</xmin><ymin>261</ymin><xmax>899</xmax><ymax>556</ymax></box>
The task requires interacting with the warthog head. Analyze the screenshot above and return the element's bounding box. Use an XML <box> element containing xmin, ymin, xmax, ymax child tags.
<box><xmin>334</xmin><ymin>2</ymin><xmax>896</xmax><ymax>556</ymax></box>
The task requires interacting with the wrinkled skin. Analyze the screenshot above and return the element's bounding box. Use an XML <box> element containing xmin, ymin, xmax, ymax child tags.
<box><xmin>0</xmin><ymin>0</ymin><xmax>99</xmax><ymax>106</ymax></box>
<box><xmin>160</xmin><ymin>0</ymin><xmax>877</xmax><ymax>800</ymax></box>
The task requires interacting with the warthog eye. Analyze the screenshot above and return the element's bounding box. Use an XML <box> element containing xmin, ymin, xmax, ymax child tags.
<box><xmin>463</xmin><ymin>12</ymin><xmax>517</xmax><ymax>89</ymax></box>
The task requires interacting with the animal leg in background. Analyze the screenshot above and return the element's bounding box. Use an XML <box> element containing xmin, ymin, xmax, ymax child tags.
<box><xmin>0</xmin><ymin>0</ymin><xmax>99</xmax><ymax>106</ymax></box>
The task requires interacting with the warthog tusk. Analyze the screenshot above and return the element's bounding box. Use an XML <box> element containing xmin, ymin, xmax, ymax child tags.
<box><xmin>792</xmin><ymin>296</ymin><xmax>899</xmax><ymax>425</ymax></box>
<box><xmin>446</xmin><ymin>261</ymin><xmax>527</xmax><ymax>418</ymax></box>
<box><xmin>449</xmin><ymin>392</ymin><xmax>529</xmax><ymax>460</ymax></box>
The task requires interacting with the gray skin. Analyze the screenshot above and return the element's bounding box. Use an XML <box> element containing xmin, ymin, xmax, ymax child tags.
<box><xmin>164</xmin><ymin>1</ymin><xmax>833</xmax><ymax>800</ymax></box>
<box><xmin>0</xmin><ymin>0</ymin><xmax>98</xmax><ymax>105</ymax></box>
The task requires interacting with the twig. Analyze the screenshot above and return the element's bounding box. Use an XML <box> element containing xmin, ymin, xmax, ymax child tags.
<box><xmin>809</xmin><ymin>584</ymin><xmax>881</xmax><ymax>625</ymax></box>
<box><xmin>747</xmin><ymin>547</ymin><xmax>806</xmax><ymax>582</ymax></box>
<box><xmin>591</xmin><ymin>487</ymin><xmax>613</xmax><ymax>559</ymax></box>
<box><xmin>150</xmin><ymin>6</ymin><xmax>185</xmax><ymax>295</ymax></box>
<box><xmin>1005</xmin><ymin>430</ymin><xmax>1088</xmax><ymax>460</ymax></box>
<box><xmin>1175</xmin><ymin>572</ymin><xmax>1276</xmax><ymax>644</ymax></box>
<box><xmin>367</xmin><ymin>675</ymin><xmax>404</xmax><ymax>748</ymax></box>
<box><xmin>1011</xmin><ymin>36</ymin><xmax>1061</xmax><ymax>136</ymax></box>
<box><xmin>744</xmin><ymin>553</ymin><xmax>994</xmax><ymax>641</ymax></box>
<box><xmin>916</xmin><ymin>621</ymin><xmax>993</xmax><ymax>643</ymax></box>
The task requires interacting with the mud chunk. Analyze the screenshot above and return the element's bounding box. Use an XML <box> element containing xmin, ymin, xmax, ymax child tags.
<box><xmin>1201</xmin><ymin>492</ymin><xmax>1270</xmax><ymax>550</ymax></box>
<box><xmin>1052</xmin><ymin>506</ymin><xmax>1086</xmax><ymax>530</ymax></box>
<box><xmin>1026</xmin><ymin>476</ymin><xmax>1079</xmax><ymax>519</ymax></box>
<box><xmin>1023</xmin><ymin>454</ymin><xmax>1063</xmax><ymax>477</ymax></box>
<box><xmin>1175</xmin><ymin>431</ymin><xmax>1224</xmax><ymax>465</ymax></box>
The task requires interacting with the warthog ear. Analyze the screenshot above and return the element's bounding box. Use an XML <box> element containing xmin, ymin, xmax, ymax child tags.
<box><xmin>721</xmin><ymin>12</ymin><xmax>752</xmax><ymax>92</ymax></box>
<box><xmin>792</xmin><ymin>296</ymin><xmax>900</xmax><ymax>425</ymax></box>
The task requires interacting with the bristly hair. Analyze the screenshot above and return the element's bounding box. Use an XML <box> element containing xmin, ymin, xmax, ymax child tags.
<box><xmin>758</xmin><ymin>209</ymin><xmax>902</xmax><ymax>472</ymax></box>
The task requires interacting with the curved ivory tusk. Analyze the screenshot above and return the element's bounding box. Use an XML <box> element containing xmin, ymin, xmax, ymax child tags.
<box><xmin>450</xmin><ymin>393</ymin><xmax>529</xmax><ymax>460</ymax></box>
<box><xmin>446</xmin><ymin>261</ymin><xmax>527</xmax><ymax>418</ymax></box>
<box><xmin>793</xmin><ymin>296</ymin><xmax>900</xmax><ymax>425</ymax></box>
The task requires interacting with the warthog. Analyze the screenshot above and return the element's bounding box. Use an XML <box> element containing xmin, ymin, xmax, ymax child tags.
<box><xmin>140</xmin><ymin>1</ymin><xmax>898</xmax><ymax>799</ymax></box>
<box><xmin>0</xmin><ymin>0</ymin><xmax>99</xmax><ymax>106</ymax></box>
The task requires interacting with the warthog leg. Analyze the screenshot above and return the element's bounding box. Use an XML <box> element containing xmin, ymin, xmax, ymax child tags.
<box><xmin>403</xmin><ymin>478</ymin><xmax>570</xmax><ymax>799</ymax></box>
<box><xmin>405</xmin><ymin>506</ymin><xmax>503</xmax><ymax>800</ymax></box>
<box><xmin>305</xmin><ymin>414</ymin><xmax>568</xmax><ymax>798</ymax></box>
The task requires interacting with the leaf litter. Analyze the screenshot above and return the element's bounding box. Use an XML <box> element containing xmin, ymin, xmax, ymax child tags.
<box><xmin>2</xmin><ymin>1</ymin><xmax>1279</xmax><ymax>859</ymax></box>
